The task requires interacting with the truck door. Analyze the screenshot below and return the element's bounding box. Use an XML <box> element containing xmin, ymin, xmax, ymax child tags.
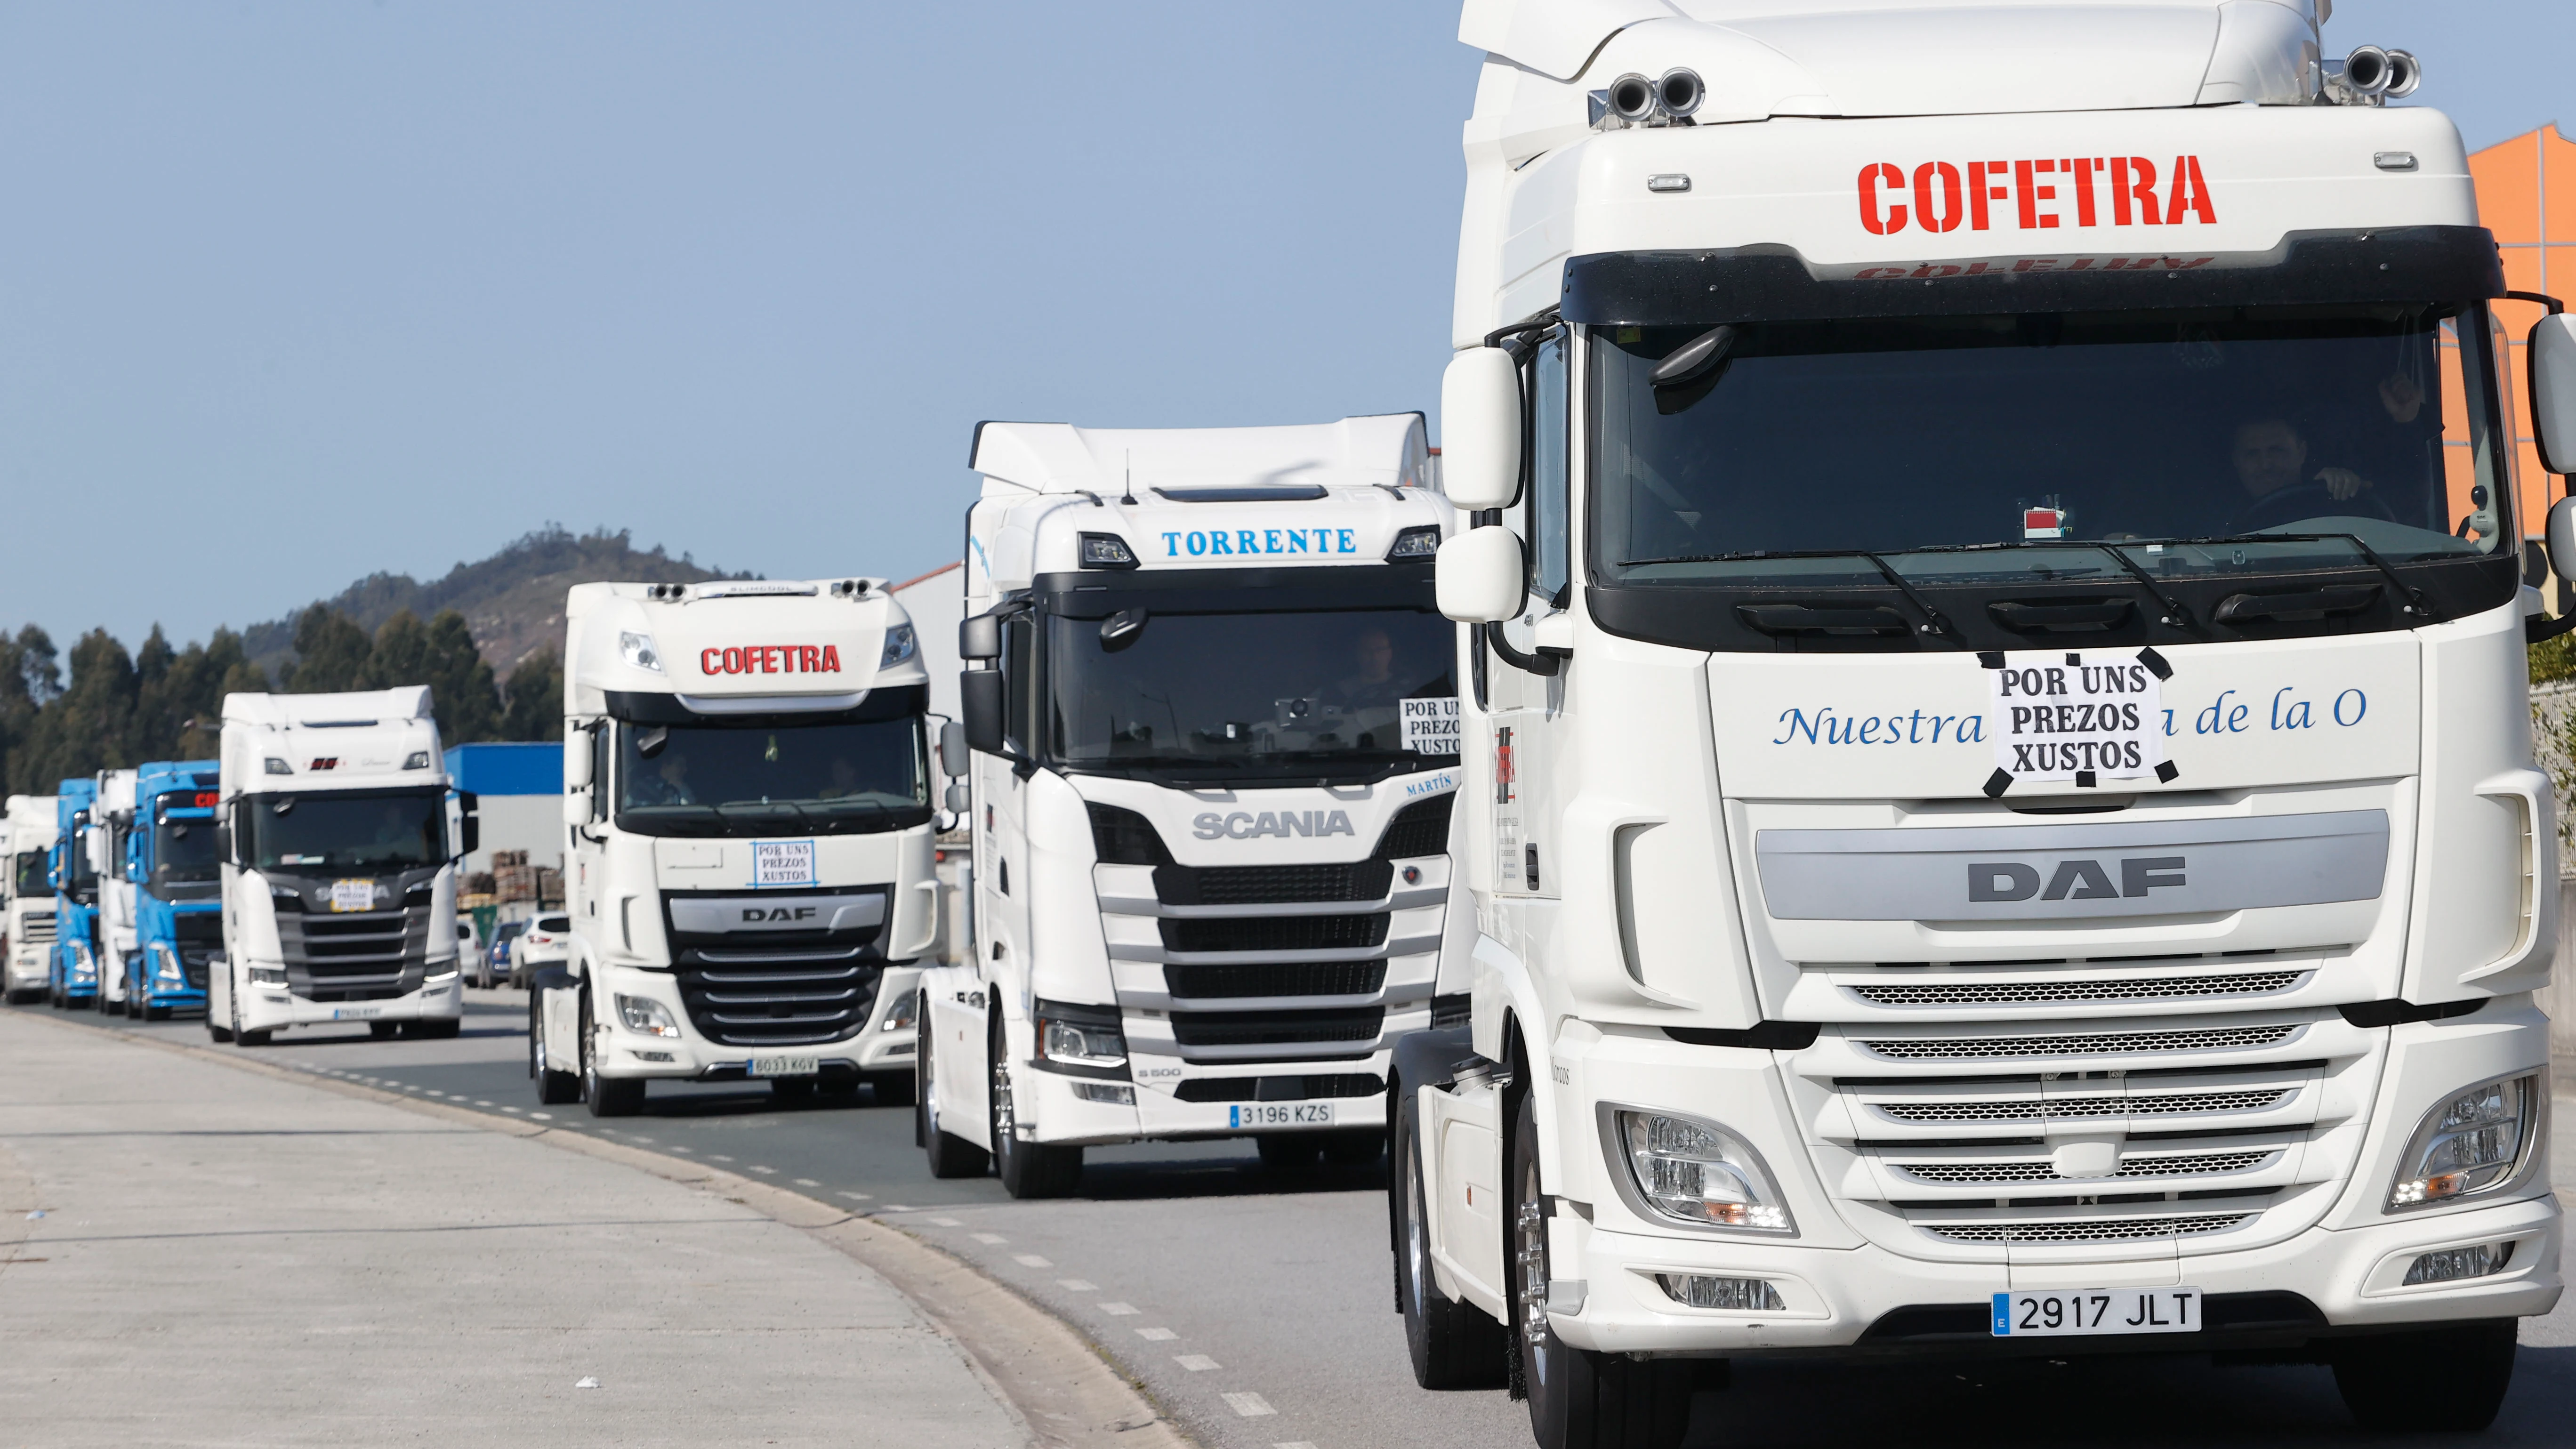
<box><xmin>1489</xmin><ymin>328</ymin><xmax>1570</xmax><ymax>905</ymax></box>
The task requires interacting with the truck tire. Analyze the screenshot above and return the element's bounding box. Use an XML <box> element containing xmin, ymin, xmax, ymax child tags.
<box><xmin>919</xmin><ymin>1016</ymin><xmax>990</xmax><ymax>1178</ymax></box>
<box><xmin>531</xmin><ymin>990</ymin><xmax>580</xmax><ymax>1104</ymax></box>
<box><xmin>2332</xmin><ymin>1320</ymin><xmax>2518</xmax><ymax>1431</ymax></box>
<box><xmin>868</xmin><ymin>1070</ymin><xmax>915</xmax><ymax>1108</ymax></box>
<box><xmin>990</xmin><ymin>1016</ymin><xmax>1081</xmax><ymax>1199</ymax></box>
<box><xmin>580</xmin><ymin>997</ymin><xmax>644</xmax><ymax>1117</ymax></box>
<box><xmin>1395</xmin><ymin>1088</ymin><xmax>1507</xmax><ymax>1389</ymax></box>
<box><xmin>1511</xmin><ymin>1089</ymin><xmax>1695</xmax><ymax>1449</ymax></box>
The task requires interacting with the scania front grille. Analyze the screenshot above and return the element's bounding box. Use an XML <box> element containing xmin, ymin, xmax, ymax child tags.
<box><xmin>1163</xmin><ymin>961</ymin><xmax>1387</xmax><ymax>999</ymax></box>
<box><xmin>278</xmin><ymin>904</ymin><xmax>430</xmax><ymax>1000</ymax></box>
<box><xmin>1156</xmin><ymin>860</ymin><xmax>1392</xmax><ymax>906</ymax></box>
<box><xmin>1170</xmin><ymin>1007</ymin><xmax>1384</xmax><ymax>1047</ymax></box>
<box><xmin>1159</xmin><ymin>914</ymin><xmax>1389</xmax><ymax>954</ymax></box>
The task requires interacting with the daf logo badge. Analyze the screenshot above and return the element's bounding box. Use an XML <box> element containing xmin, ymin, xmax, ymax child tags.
<box><xmin>1969</xmin><ymin>856</ymin><xmax>2185</xmax><ymax>902</ymax></box>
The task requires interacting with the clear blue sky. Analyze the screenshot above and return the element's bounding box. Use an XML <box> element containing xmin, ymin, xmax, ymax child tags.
<box><xmin>0</xmin><ymin>2</ymin><xmax>2566</xmax><ymax>653</ymax></box>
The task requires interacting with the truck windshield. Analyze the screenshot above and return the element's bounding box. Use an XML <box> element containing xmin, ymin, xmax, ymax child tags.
<box><xmin>62</xmin><ymin>830</ymin><xmax>96</xmax><ymax>898</ymax></box>
<box><xmin>14</xmin><ymin>850</ymin><xmax>46</xmax><ymax>897</ymax></box>
<box><xmin>1592</xmin><ymin>306</ymin><xmax>2515</xmax><ymax>597</ymax></box>
<box><xmin>1043</xmin><ymin>608</ymin><xmax>1458</xmax><ymax>783</ymax></box>
<box><xmin>615</xmin><ymin>717</ymin><xmax>929</xmax><ymax>836</ymax></box>
<box><xmin>242</xmin><ymin>789</ymin><xmax>447</xmax><ymax>872</ymax></box>
<box><xmin>151</xmin><ymin>820</ymin><xmax>221</xmax><ymax>895</ymax></box>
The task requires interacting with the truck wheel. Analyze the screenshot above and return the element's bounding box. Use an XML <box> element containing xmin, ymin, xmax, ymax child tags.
<box><xmin>920</xmin><ymin>1019</ymin><xmax>990</xmax><ymax>1177</ymax></box>
<box><xmin>2333</xmin><ymin>1320</ymin><xmax>2518</xmax><ymax>1431</ymax></box>
<box><xmin>1395</xmin><ymin>1089</ymin><xmax>1507</xmax><ymax>1389</ymax></box>
<box><xmin>990</xmin><ymin>1018</ymin><xmax>1082</xmax><ymax>1199</ymax></box>
<box><xmin>1511</xmin><ymin>1089</ymin><xmax>1695</xmax><ymax>1449</ymax></box>
<box><xmin>580</xmin><ymin>999</ymin><xmax>644</xmax><ymax>1117</ymax></box>
<box><xmin>531</xmin><ymin>991</ymin><xmax>581</xmax><ymax>1104</ymax></box>
<box><xmin>869</xmin><ymin>1070</ymin><xmax>916</xmax><ymax>1109</ymax></box>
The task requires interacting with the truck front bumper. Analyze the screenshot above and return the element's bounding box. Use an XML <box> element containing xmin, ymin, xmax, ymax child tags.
<box><xmin>588</xmin><ymin>962</ymin><xmax>895</xmax><ymax>1082</ymax></box>
<box><xmin>1541</xmin><ymin>1190</ymin><xmax>2561</xmax><ymax>1357</ymax></box>
<box><xmin>240</xmin><ymin>968</ymin><xmax>462</xmax><ymax>1031</ymax></box>
<box><xmin>1017</xmin><ymin>1065</ymin><xmax>1391</xmax><ymax>1148</ymax></box>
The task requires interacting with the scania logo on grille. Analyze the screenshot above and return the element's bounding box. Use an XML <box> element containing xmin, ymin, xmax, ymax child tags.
<box><xmin>1192</xmin><ymin>810</ymin><xmax>1356</xmax><ymax>841</ymax></box>
<box><xmin>1969</xmin><ymin>856</ymin><xmax>2185</xmax><ymax>903</ymax></box>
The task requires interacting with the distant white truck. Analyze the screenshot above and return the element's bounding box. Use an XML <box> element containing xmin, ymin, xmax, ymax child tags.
<box><xmin>89</xmin><ymin>768</ymin><xmax>137</xmax><ymax>1014</ymax></box>
<box><xmin>209</xmin><ymin>687</ymin><xmax>471</xmax><ymax>1045</ymax></box>
<box><xmin>531</xmin><ymin>578</ymin><xmax>939</xmax><ymax>1115</ymax></box>
<box><xmin>2</xmin><ymin>795</ymin><xmax>59</xmax><ymax>1005</ymax></box>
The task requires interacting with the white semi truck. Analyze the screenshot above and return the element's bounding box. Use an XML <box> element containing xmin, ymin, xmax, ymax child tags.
<box><xmin>530</xmin><ymin>578</ymin><xmax>938</xmax><ymax>1116</ymax></box>
<box><xmin>209</xmin><ymin>687</ymin><xmax>469</xmax><ymax>1045</ymax></box>
<box><xmin>1395</xmin><ymin>4</ymin><xmax>2569</xmax><ymax>1442</ymax></box>
<box><xmin>1</xmin><ymin>795</ymin><xmax>59</xmax><ymax>1005</ymax></box>
<box><xmin>89</xmin><ymin>768</ymin><xmax>137</xmax><ymax>1014</ymax></box>
<box><xmin>921</xmin><ymin>416</ymin><xmax>1465</xmax><ymax>1197</ymax></box>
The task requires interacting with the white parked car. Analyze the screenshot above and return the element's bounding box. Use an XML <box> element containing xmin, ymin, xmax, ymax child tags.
<box><xmin>510</xmin><ymin>914</ymin><xmax>570</xmax><ymax>989</ymax></box>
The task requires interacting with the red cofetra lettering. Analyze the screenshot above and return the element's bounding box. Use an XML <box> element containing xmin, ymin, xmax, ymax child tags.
<box><xmin>698</xmin><ymin>643</ymin><xmax>845</xmax><ymax>675</ymax></box>
<box><xmin>1858</xmin><ymin>163</ymin><xmax>1906</xmax><ymax>235</ymax></box>
<box><xmin>1912</xmin><ymin>161</ymin><xmax>1964</xmax><ymax>233</ymax></box>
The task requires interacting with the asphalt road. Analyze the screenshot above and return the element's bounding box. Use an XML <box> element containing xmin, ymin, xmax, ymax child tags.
<box><xmin>17</xmin><ymin>987</ymin><xmax>2576</xmax><ymax>1449</ymax></box>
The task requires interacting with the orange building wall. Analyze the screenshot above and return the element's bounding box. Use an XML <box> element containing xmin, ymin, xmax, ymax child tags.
<box><xmin>2469</xmin><ymin>123</ymin><xmax>2576</xmax><ymax>554</ymax></box>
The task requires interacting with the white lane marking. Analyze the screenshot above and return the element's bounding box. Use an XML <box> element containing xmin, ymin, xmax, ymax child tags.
<box><xmin>1013</xmin><ymin>1255</ymin><xmax>1052</xmax><ymax>1268</ymax></box>
<box><xmin>1221</xmin><ymin>1393</ymin><xmax>1274</xmax><ymax>1417</ymax></box>
<box><xmin>1175</xmin><ymin>1355</ymin><xmax>1219</xmax><ymax>1372</ymax></box>
<box><xmin>972</xmin><ymin>1233</ymin><xmax>1006</xmax><ymax>1245</ymax></box>
<box><xmin>500</xmin><ymin>1107</ymin><xmax>521</xmax><ymax>1114</ymax></box>
<box><xmin>632</xmin><ymin>1137</ymin><xmax>655</xmax><ymax>1144</ymax></box>
<box><xmin>748</xmin><ymin>1166</ymin><xmax>776</xmax><ymax>1175</ymax></box>
<box><xmin>794</xmin><ymin>1178</ymin><xmax>820</xmax><ymax>1187</ymax></box>
<box><xmin>837</xmin><ymin>1191</ymin><xmax>873</xmax><ymax>1202</ymax></box>
<box><xmin>1062</xmin><ymin>1280</ymin><xmax>1100</xmax><ymax>1292</ymax></box>
<box><xmin>1098</xmin><ymin>1302</ymin><xmax>1139</xmax><ymax>1316</ymax></box>
<box><xmin>1135</xmin><ymin>1327</ymin><xmax>1175</xmax><ymax>1341</ymax></box>
<box><xmin>529</xmin><ymin>1113</ymin><xmax>553</xmax><ymax>1121</ymax></box>
<box><xmin>929</xmin><ymin>1217</ymin><xmax>962</xmax><ymax>1227</ymax></box>
<box><xmin>574</xmin><ymin>1376</ymin><xmax>599</xmax><ymax>1389</ymax></box>
<box><xmin>425</xmin><ymin>1090</ymin><xmax>445</xmax><ymax>1098</ymax></box>
<box><xmin>708</xmin><ymin>1154</ymin><xmax>734</xmax><ymax>1163</ymax></box>
<box><xmin>1274</xmin><ymin>1442</ymin><xmax>1320</xmax><ymax>1449</ymax></box>
<box><xmin>474</xmin><ymin>1101</ymin><xmax>492</xmax><ymax>1107</ymax></box>
<box><xmin>884</xmin><ymin>1204</ymin><xmax>915</xmax><ymax>1211</ymax></box>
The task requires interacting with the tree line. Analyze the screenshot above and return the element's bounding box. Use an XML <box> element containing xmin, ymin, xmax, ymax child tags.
<box><xmin>0</xmin><ymin>605</ymin><xmax>560</xmax><ymax>797</ymax></box>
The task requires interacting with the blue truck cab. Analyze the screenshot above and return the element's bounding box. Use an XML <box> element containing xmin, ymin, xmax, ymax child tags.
<box><xmin>120</xmin><ymin>761</ymin><xmax>222</xmax><ymax>1017</ymax></box>
<box><xmin>48</xmin><ymin>779</ymin><xmax>100</xmax><ymax>1007</ymax></box>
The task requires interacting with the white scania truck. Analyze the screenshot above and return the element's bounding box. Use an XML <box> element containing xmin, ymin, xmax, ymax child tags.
<box><xmin>209</xmin><ymin>688</ymin><xmax>468</xmax><ymax>1045</ymax></box>
<box><xmin>1394</xmin><ymin>4</ymin><xmax>2572</xmax><ymax>1441</ymax></box>
<box><xmin>921</xmin><ymin>415</ymin><xmax>1466</xmax><ymax>1197</ymax></box>
<box><xmin>530</xmin><ymin>578</ymin><xmax>939</xmax><ymax>1116</ymax></box>
<box><xmin>89</xmin><ymin>768</ymin><xmax>137</xmax><ymax>1014</ymax></box>
<box><xmin>2</xmin><ymin>795</ymin><xmax>59</xmax><ymax>1005</ymax></box>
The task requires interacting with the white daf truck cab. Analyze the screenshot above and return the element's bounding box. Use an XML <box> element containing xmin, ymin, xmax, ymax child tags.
<box><xmin>209</xmin><ymin>688</ymin><xmax>469</xmax><ymax>1045</ymax></box>
<box><xmin>1393</xmin><ymin>4</ymin><xmax>2571</xmax><ymax>1442</ymax></box>
<box><xmin>89</xmin><ymin>768</ymin><xmax>137</xmax><ymax>1014</ymax></box>
<box><xmin>531</xmin><ymin>578</ymin><xmax>939</xmax><ymax>1116</ymax></box>
<box><xmin>2</xmin><ymin>795</ymin><xmax>59</xmax><ymax>1005</ymax></box>
<box><xmin>922</xmin><ymin>415</ymin><xmax>1466</xmax><ymax>1197</ymax></box>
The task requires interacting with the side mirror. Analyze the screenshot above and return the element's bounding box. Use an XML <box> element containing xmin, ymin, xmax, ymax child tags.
<box><xmin>2549</xmin><ymin>496</ymin><xmax>2576</xmax><ymax>584</ymax></box>
<box><xmin>213</xmin><ymin>822</ymin><xmax>233</xmax><ymax>865</ymax></box>
<box><xmin>959</xmin><ymin>614</ymin><xmax>1001</xmax><ymax>662</ymax></box>
<box><xmin>563</xmin><ymin>725</ymin><xmax>594</xmax><ymax>789</ymax></box>
<box><xmin>1440</xmin><ymin>347</ymin><xmax>1523</xmax><ymax>509</ymax></box>
<box><xmin>938</xmin><ymin>720</ymin><xmax>970</xmax><ymax>778</ymax></box>
<box><xmin>960</xmin><ymin>670</ymin><xmax>1007</xmax><ymax>756</ymax></box>
<box><xmin>1437</xmin><ymin>527</ymin><xmax>1528</xmax><ymax>623</ymax></box>
<box><xmin>2530</xmin><ymin>314</ymin><xmax>2576</xmax><ymax>474</ymax></box>
<box><xmin>944</xmin><ymin>781</ymin><xmax>970</xmax><ymax>814</ymax></box>
<box><xmin>459</xmin><ymin>791</ymin><xmax>480</xmax><ymax>857</ymax></box>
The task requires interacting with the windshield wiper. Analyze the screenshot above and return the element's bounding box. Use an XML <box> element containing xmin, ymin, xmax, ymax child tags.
<box><xmin>715</xmin><ymin>798</ymin><xmax>819</xmax><ymax>833</ymax></box>
<box><xmin>1915</xmin><ymin>539</ymin><xmax>2206</xmax><ymax>635</ymax></box>
<box><xmin>2151</xmin><ymin>532</ymin><xmax>2431</xmax><ymax>618</ymax></box>
<box><xmin>1620</xmin><ymin>549</ymin><xmax>1958</xmax><ymax>640</ymax></box>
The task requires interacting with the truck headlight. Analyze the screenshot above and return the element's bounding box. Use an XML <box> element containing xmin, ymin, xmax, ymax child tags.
<box><xmin>153</xmin><ymin>947</ymin><xmax>184</xmax><ymax>986</ymax></box>
<box><xmin>616</xmin><ymin>994</ymin><xmax>683</xmax><ymax>1038</ymax></box>
<box><xmin>1036</xmin><ymin>1004</ymin><xmax>1126</xmax><ymax>1070</ymax></box>
<box><xmin>1612</xmin><ymin>1108</ymin><xmax>1795</xmax><ymax>1234</ymax></box>
<box><xmin>880</xmin><ymin>988</ymin><xmax>918</xmax><ymax>1032</ymax></box>
<box><xmin>2388</xmin><ymin>1072</ymin><xmax>2543</xmax><ymax>1210</ymax></box>
<box><xmin>619</xmin><ymin>630</ymin><xmax>664</xmax><ymax>673</ymax></box>
<box><xmin>249</xmin><ymin>966</ymin><xmax>288</xmax><ymax>986</ymax></box>
<box><xmin>879</xmin><ymin>622</ymin><xmax>918</xmax><ymax>668</ymax></box>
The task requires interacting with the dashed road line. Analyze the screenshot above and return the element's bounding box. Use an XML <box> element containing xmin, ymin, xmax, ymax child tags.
<box><xmin>972</xmin><ymin>1232</ymin><xmax>1007</xmax><ymax>1245</ymax></box>
<box><xmin>793</xmin><ymin>1177</ymin><xmax>819</xmax><ymax>1187</ymax></box>
<box><xmin>1174</xmin><ymin>1355</ymin><xmax>1219</xmax><ymax>1372</ymax></box>
<box><xmin>836</xmin><ymin>1191</ymin><xmax>872</xmax><ymax>1202</ymax></box>
<box><xmin>1061</xmin><ymin>1279</ymin><xmax>1098</xmax><ymax>1291</ymax></box>
<box><xmin>1221</xmin><ymin>1393</ymin><xmax>1274</xmax><ymax>1417</ymax></box>
<box><xmin>1013</xmin><ymin>1254</ymin><xmax>1051</xmax><ymax>1268</ymax></box>
<box><xmin>1098</xmin><ymin>1302</ymin><xmax>1138</xmax><ymax>1316</ymax></box>
<box><xmin>929</xmin><ymin>1216</ymin><xmax>962</xmax><ymax>1227</ymax></box>
<box><xmin>1135</xmin><ymin>1327</ymin><xmax>1175</xmax><ymax>1341</ymax></box>
<box><xmin>748</xmin><ymin>1165</ymin><xmax>776</xmax><ymax>1175</ymax></box>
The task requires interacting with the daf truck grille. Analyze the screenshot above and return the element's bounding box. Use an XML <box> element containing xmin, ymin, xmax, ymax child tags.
<box><xmin>1158</xmin><ymin>914</ymin><xmax>1389</xmax><ymax>954</ymax></box>
<box><xmin>19</xmin><ymin>912</ymin><xmax>54</xmax><ymax>943</ymax></box>
<box><xmin>1163</xmin><ymin>961</ymin><xmax>1387</xmax><ymax>999</ymax></box>
<box><xmin>665</xmin><ymin>886</ymin><xmax>890</xmax><ymax>1047</ymax></box>
<box><xmin>277</xmin><ymin>904</ymin><xmax>431</xmax><ymax>1000</ymax></box>
<box><xmin>1850</xmin><ymin>972</ymin><xmax>2306</xmax><ymax>1008</ymax></box>
<box><xmin>1871</xmin><ymin>1087</ymin><xmax>2293</xmax><ymax>1124</ymax></box>
<box><xmin>1170</xmin><ymin>1006</ymin><xmax>1384</xmax><ymax>1047</ymax></box>
<box><xmin>1858</xmin><ymin>1024</ymin><xmax>2299</xmax><ymax>1061</ymax></box>
<box><xmin>1924</xmin><ymin>1213</ymin><xmax>2255</xmax><ymax>1244</ymax></box>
